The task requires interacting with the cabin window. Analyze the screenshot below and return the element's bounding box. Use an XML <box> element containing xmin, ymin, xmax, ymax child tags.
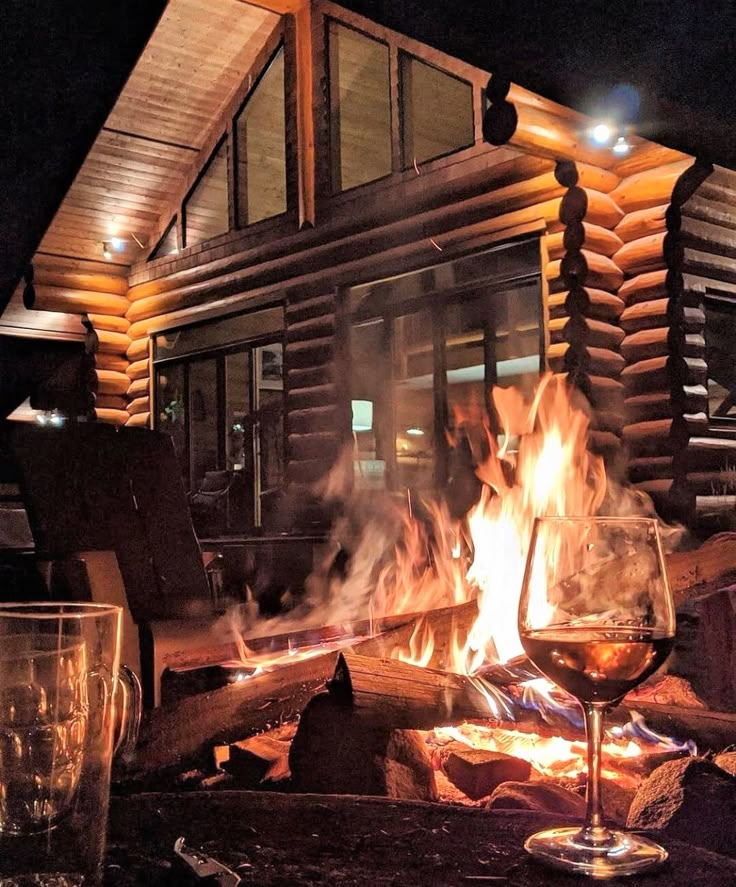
<box><xmin>348</xmin><ymin>240</ymin><xmax>543</xmax><ymax>494</ymax></box>
<box><xmin>328</xmin><ymin>21</ymin><xmax>391</xmax><ymax>191</ymax></box>
<box><xmin>149</xmin><ymin>218</ymin><xmax>179</xmax><ymax>260</ymax></box>
<box><xmin>704</xmin><ymin>293</ymin><xmax>736</xmax><ymax>423</ymax></box>
<box><xmin>154</xmin><ymin>306</ymin><xmax>285</xmax><ymax>537</ymax></box>
<box><xmin>235</xmin><ymin>47</ymin><xmax>287</xmax><ymax>226</ymax></box>
<box><xmin>184</xmin><ymin>140</ymin><xmax>229</xmax><ymax>248</ymax></box>
<box><xmin>399</xmin><ymin>54</ymin><xmax>474</xmax><ymax>168</ymax></box>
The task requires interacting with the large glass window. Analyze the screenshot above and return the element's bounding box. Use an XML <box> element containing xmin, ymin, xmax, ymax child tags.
<box><xmin>705</xmin><ymin>294</ymin><xmax>736</xmax><ymax>422</ymax></box>
<box><xmin>149</xmin><ymin>219</ymin><xmax>179</xmax><ymax>260</ymax></box>
<box><xmin>328</xmin><ymin>21</ymin><xmax>391</xmax><ymax>191</ymax></box>
<box><xmin>184</xmin><ymin>140</ymin><xmax>229</xmax><ymax>248</ymax></box>
<box><xmin>154</xmin><ymin>307</ymin><xmax>284</xmax><ymax>537</ymax></box>
<box><xmin>235</xmin><ymin>48</ymin><xmax>287</xmax><ymax>226</ymax></box>
<box><xmin>400</xmin><ymin>54</ymin><xmax>474</xmax><ymax>168</ymax></box>
<box><xmin>348</xmin><ymin>242</ymin><xmax>542</xmax><ymax>493</ymax></box>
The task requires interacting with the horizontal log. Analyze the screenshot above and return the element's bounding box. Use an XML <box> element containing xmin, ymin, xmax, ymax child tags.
<box><xmin>287</xmin><ymin>384</ymin><xmax>337</xmax><ymax>412</ymax></box>
<box><xmin>610</xmin><ymin>160</ymin><xmax>693</xmax><ymax>213</ymax></box>
<box><xmin>33</xmin><ymin>269</ymin><xmax>129</xmax><ymax>296</ymax></box>
<box><xmin>683</xmin><ymin>273</ymin><xmax>736</xmax><ymax>301</ymax></box>
<box><xmin>551</xmin><ymin>288</ymin><xmax>624</xmax><ymax>322</ymax></box>
<box><xmin>286</xmin><ymin>458</ymin><xmax>330</xmax><ymax>485</ymax></box>
<box><xmin>623</xmin><ymin>418</ymin><xmax>674</xmax><ymax>444</ymax></box>
<box><xmin>625</xmin><ymin>391</ymin><xmax>673</xmax><ymax>424</ymax></box>
<box><xmin>613</xmin><ymin>233</ymin><xmax>666</xmax><ymax>276</ymax></box>
<box><xmin>94</xmin><ymin>394</ymin><xmax>127</xmax><ymax>411</ymax></box>
<box><xmin>87</xmin><ymin>313</ymin><xmax>131</xmax><ymax>333</ymax></box>
<box><xmin>29</xmin><ymin>285</ymin><xmax>129</xmax><ymax>317</ymax></box>
<box><xmin>696</xmin><ymin>495</ymin><xmax>736</xmax><ymax>517</ymax></box>
<box><xmin>127</xmin><ymin>396</ymin><xmax>150</xmax><ymax>416</ymax></box>
<box><xmin>588</xmin><ymin>429</ymin><xmax>621</xmax><ymax>453</ymax></box>
<box><xmin>697</xmin><ymin>177</ymin><xmax>736</xmax><ymax>208</ymax></box>
<box><xmin>620</xmin><ymin>299</ymin><xmax>669</xmax><ymax>333</ymax></box>
<box><xmin>583</xmin><ymin>189</ymin><xmax>625</xmax><ymax>228</ymax></box>
<box><xmin>127</xmin><ymin>338</ymin><xmax>149</xmax><ymax>361</ymax></box>
<box><xmin>621</xmin><ymin>327</ymin><xmax>668</xmax><ymax>362</ymax></box>
<box><xmin>546</xmin><ymin>223</ymin><xmax>623</xmax><ymax>259</ymax></box>
<box><xmin>681</xmin><ymin>194</ymin><xmax>736</xmax><ymax>232</ymax></box>
<box><xmin>91</xmin><ymin>408</ymin><xmax>128</xmax><ymax>425</ymax></box>
<box><xmin>548</xmin><ymin>343</ymin><xmax>625</xmax><ymax>376</ymax></box>
<box><xmin>94</xmin><ymin>352</ymin><xmax>129</xmax><ymax>373</ymax></box>
<box><xmin>127</xmin><ymin>377</ymin><xmax>149</xmax><ymax>399</ymax></box>
<box><xmin>685</xmin><ymin>470</ymin><xmax>736</xmax><ymax>496</ymax></box>
<box><xmin>562</xmin><ymin>316</ymin><xmax>625</xmax><ymax>350</ymax></box>
<box><xmin>95</xmin><ymin>328</ymin><xmax>131</xmax><ymax>354</ymax></box>
<box><xmin>683</xmin><ymin>247</ymin><xmax>736</xmax><ymax>286</ymax></box>
<box><xmin>547</xmin><ymin>250</ymin><xmax>624</xmax><ymax>292</ymax></box>
<box><xmin>95</xmin><ymin>369</ymin><xmax>130</xmax><ymax>396</ymax></box>
<box><xmin>583</xmin><ymin>374</ymin><xmax>625</xmax><ymax>409</ymax></box>
<box><xmin>615</xmin><ymin>204</ymin><xmax>669</xmax><ymax>243</ymax></box>
<box><xmin>285</xmin><ymin>295</ymin><xmax>336</xmax><ymax>326</ymax></box>
<box><xmin>628</xmin><ymin>455</ymin><xmax>674</xmax><ymax>481</ymax></box>
<box><xmin>680</xmin><ymin>215</ymin><xmax>736</xmax><ymax>260</ymax></box>
<box><xmin>590</xmin><ymin>408</ymin><xmax>623</xmax><ymax>435</ymax></box>
<box><xmin>126</xmin><ymin>412</ymin><xmax>150</xmax><ymax>428</ymax></box>
<box><xmin>288</xmin><ymin>432</ymin><xmax>342</xmax><ymax>462</ymax></box>
<box><xmin>287</xmin><ymin>365</ymin><xmax>334</xmax><ymax>389</ymax></box>
<box><xmin>289</xmin><ymin>404</ymin><xmax>340</xmax><ymax>435</ymax></box>
<box><xmin>622</xmin><ymin>356</ymin><xmax>669</xmax><ymax>393</ymax></box>
<box><xmin>286</xmin><ymin>315</ymin><xmax>336</xmax><ymax>344</ymax></box>
<box><xmin>633</xmin><ymin>478</ymin><xmax>674</xmax><ymax>496</ymax></box>
<box><xmin>618</xmin><ymin>269</ymin><xmax>669</xmax><ymax>305</ymax></box>
<box><xmin>126</xmin><ymin>358</ymin><xmax>150</xmax><ymax>380</ymax></box>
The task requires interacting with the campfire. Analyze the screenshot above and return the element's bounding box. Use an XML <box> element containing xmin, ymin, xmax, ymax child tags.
<box><xmin>131</xmin><ymin>375</ymin><xmax>736</xmax><ymax>836</ymax></box>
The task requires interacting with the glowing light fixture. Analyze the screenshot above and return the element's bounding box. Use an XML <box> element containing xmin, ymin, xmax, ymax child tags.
<box><xmin>36</xmin><ymin>409</ymin><xmax>66</xmax><ymax>428</ymax></box>
<box><xmin>351</xmin><ymin>399</ymin><xmax>373</xmax><ymax>432</ymax></box>
<box><xmin>591</xmin><ymin>123</ymin><xmax>612</xmax><ymax>145</ymax></box>
<box><xmin>612</xmin><ymin>136</ymin><xmax>631</xmax><ymax>155</ymax></box>
<box><xmin>406</xmin><ymin>427</ymin><xmax>425</xmax><ymax>436</ymax></box>
<box><xmin>110</xmin><ymin>237</ymin><xmax>124</xmax><ymax>251</ymax></box>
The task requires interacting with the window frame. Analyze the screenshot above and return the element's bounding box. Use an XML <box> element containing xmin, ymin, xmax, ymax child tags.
<box><xmin>182</xmin><ymin>135</ymin><xmax>230</xmax><ymax>250</ymax></box>
<box><xmin>148</xmin><ymin>216</ymin><xmax>179</xmax><ymax>261</ymax></box>
<box><xmin>704</xmin><ymin>289</ymin><xmax>736</xmax><ymax>429</ymax></box>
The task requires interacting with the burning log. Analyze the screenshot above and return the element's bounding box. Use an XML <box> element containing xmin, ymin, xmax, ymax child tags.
<box><xmin>327</xmin><ymin>652</ymin><xmax>505</xmax><ymax>731</ymax></box>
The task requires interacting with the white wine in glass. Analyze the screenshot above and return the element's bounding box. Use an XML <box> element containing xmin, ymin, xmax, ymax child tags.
<box><xmin>518</xmin><ymin>516</ymin><xmax>675</xmax><ymax>878</ymax></box>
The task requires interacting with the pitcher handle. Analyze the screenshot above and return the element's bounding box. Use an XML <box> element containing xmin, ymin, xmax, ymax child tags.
<box><xmin>114</xmin><ymin>664</ymin><xmax>142</xmax><ymax>760</ymax></box>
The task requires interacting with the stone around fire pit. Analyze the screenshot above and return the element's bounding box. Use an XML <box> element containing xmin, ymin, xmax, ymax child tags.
<box><xmin>486</xmin><ymin>781</ymin><xmax>586</xmax><ymax>817</ymax></box>
<box><xmin>289</xmin><ymin>692</ymin><xmax>437</xmax><ymax>801</ymax></box>
<box><xmin>440</xmin><ymin>743</ymin><xmax>531</xmax><ymax>801</ymax></box>
<box><xmin>627</xmin><ymin>757</ymin><xmax>736</xmax><ymax>857</ymax></box>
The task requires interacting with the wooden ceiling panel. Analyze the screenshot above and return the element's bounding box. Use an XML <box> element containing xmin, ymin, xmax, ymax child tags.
<box><xmin>38</xmin><ymin>0</ymin><xmax>280</xmax><ymax>268</ymax></box>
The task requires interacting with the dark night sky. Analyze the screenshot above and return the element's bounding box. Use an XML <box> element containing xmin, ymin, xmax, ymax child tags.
<box><xmin>1</xmin><ymin>0</ymin><xmax>735</xmax><ymax>306</ymax></box>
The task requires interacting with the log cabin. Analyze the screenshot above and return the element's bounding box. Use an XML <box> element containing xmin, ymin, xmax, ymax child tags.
<box><xmin>4</xmin><ymin>0</ymin><xmax>736</xmax><ymax>559</ymax></box>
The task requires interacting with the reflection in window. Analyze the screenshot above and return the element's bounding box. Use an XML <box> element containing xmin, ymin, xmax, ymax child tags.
<box><xmin>189</xmin><ymin>359</ymin><xmax>218</xmax><ymax>494</ymax></box>
<box><xmin>157</xmin><ymin>363</ymin><xmax>186</xmax><ymax>471</ymax></box>
<box><xmin>400</xmin><ymin>55</ymin><xmax>474</xmax><ymax>167</ymax></box>
<box><xmin>705</xmin><ymin>298</ymin><xmax>736</xmax><ymax>420</ymax></box>
<box><xmin>350</xmin><ymin>321</ymin><xmax>390</xmax><ymax>490</ymax></box>
<box><xmin>254</xmin><ymin>343</ymin><xmax>284</xmax><ymax>527</ymax></box>
<box><xmin>184</xmin><ymin>141</ymin><xmax>229</xmax><ymax>248</ymax></box>
<box><xmin>394</xmin><ymin>311</ymin><xmax>436</xmax><ymax>492</ymax></box>
<box><xmin>328</xmin><ymin>21</ymin><xmax>391</xmax><ymax>191</ymax></box>
<box><xmin>235</xmin><ymin>48</ymin><xmax>287</xmax><ymax>226</ymax></box>
<box><xmin>150</xmin><ymin>219</ymin><xmax>178</xmax><ymax>260</ymax></box>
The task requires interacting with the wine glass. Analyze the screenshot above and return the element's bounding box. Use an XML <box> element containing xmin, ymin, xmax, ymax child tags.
<box><xmin>518</xmin><ymin>516</ymin><xmax>675</xmax><ymax>878</ymax></box>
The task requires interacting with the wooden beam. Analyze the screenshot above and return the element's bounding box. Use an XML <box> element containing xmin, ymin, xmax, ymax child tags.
<box><xmin>293</xmin><ymin>0</ymin><xmax>315</xmax><ymax>227</ymax></box>
<box><xmin>236</xmin><ymin>0</ymin><xmax>302</xmax><ymax>13</ymax></box>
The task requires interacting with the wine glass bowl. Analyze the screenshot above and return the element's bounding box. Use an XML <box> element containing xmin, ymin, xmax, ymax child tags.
<box><xmin>518</xmin><ymin>516</ymin><xmax>675</xmax><ymax>878</ymax></box>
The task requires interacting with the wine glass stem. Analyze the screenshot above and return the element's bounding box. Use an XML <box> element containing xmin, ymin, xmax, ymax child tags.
<box><xmin>581</xmin><ymin>702</ymin><xmax>610</xmax><ymax>844</ymax></box>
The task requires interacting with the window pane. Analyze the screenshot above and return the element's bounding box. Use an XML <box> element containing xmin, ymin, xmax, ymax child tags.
<box><xmin>328</xmin><ymin>22</ymin><xmax>391</xmax><ymax>191</ymax></box>
<box><xmin>350</xmin><ymin>320</ymin><xmax>390</xmax><ymax>490</ymax></box>
<box><xmin>150</xmin><ymin>219</ymin><xmax>178</xmax><ymax>260</ymax></box>
<box><xmin>492</xmin><ymin>281</ymin><xmax>542</xmax><ymax>395</ymax></box>
<box><xmin>226</xmin><ymin>351</ymin><xmax>253</xmax><ymax>531</ymax></box>
<box><xmin>401</xmin><ymin>55</ymin><xmax>474</xmax><ymax>167</ymax></box>
<box><xmin>444</xmin><ymin>297</ymin><xmax>487</xmax><ymax>427</ymax></box>
<box><xmin>188</xmin><ymin>359</ymin><xmax>220</xmax><ymax>534</ymax></box>
<box><xmin>156</xmin><ymin>363</ymin><xmax>186</xmax><ymax>476</ymax></box>
<box><xmin>184</xmin><ymin>141</ymin><xmax>229</xmax><ymax>248</ymax></box>
<box><xmin>393</xmin><ymin>310</ymin><xmax>435</xmax><ymax>492</ymax></box>
<box><xmin>235</xmin><ymin>49</ymin><xmax>287</xmax><ymax>227</ymax></box>
<box><xmin>705</xmin><ymin>301</ymin><xmax>736</xmax><ymax>419</ymax></box>
<box><xmin>254</xmin><ymin>343</ymin><xmax>284</xmax><ymax>528</ymax></box>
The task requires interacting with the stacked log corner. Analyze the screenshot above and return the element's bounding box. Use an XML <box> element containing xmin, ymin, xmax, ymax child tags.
<box><xmin>25</xmin><ymin>258</ymin><xmax>133</xmax><ymax>425</ymax></box>
<box><xmin>613</xmin><ymin>159</ymin><xmax>712</xmax><ymax>520</ymax></box>
<box><xmin>678</xmin><ymin>165</ymin><xmax>736</xmax><ymax>523</ymax></box>
<box><xmin>545</xmin><ymin>160</ymin><xmax>626</xmax><ymax>458</ymax></box>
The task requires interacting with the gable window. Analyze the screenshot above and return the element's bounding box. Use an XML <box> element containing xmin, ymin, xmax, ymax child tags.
<box><xmin>149</xmin><ymin>218</ymin><xmax>179</xmax><ymax>260</ymax></box>
<box><xmin>400</xmin><ymin>54</ymin><xmax>474</xmax><ymax>168</ymax></box>
<box><xmin>235</xmin><ymin>46</ymin><xmax>287</xmax><ymax>226</ymax></box>
<box><xmin>704</xmin><ymin>290</ymin><xmax>736</xmax><ymax>423</ymax></box>
<box><xmin>184</xmin><ymin>139</ymin><xmax>229</xmax><ymax>249</ymax></box>
<box><xmin>328</xmin><ymin>21</ymin><xmax>391</xmax><ymax>191</ymax></box>
<box><xmin>154</xmin><ymin>306</ymin><xmax>285</xmax><ymax>537</ymax></box>
<box><xmin>348</xmin><ymin>241</ymin><xmax>543</xmax><ymax>494</ymax></box>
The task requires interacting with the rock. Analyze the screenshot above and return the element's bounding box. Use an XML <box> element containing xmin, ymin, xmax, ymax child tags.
<box><xmin>627</xmin><ymin>757</ymin><xmax>736</xmax><ymax>857</ymax></box>
<box><xmin>289</xmin><ymin>693</ymin><xmax>437</xmax><ymax>801</ymax></box>
<box><xmin>441</xmin><ymin>745</ymin><xmax>531</xmax><ymax>801</ymax></box>
<box><xmin>486</xmin><ymin>781</ymin><xmax>586</xmax><ymax>817</ymax></box>
<box><xmin>714</xmin><ymin>750</ymin><xmax>736</xmax><ymax>777</ymax></box>
<box><xmin>600</xmin><ymin>777</ymin><xmax>636</xmax><ymax>825</ymax></box>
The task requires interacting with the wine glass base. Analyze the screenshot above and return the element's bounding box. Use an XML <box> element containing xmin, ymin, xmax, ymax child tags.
<box><xmin>524</xmin><ymin>827</ymin><xmax>668</xmax><ymax>879</ymax></box>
